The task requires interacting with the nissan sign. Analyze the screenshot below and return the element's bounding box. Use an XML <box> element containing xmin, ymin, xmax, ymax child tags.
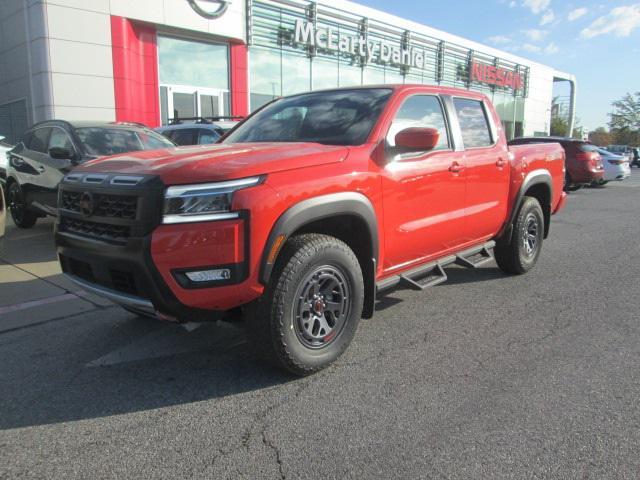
<box><xmin>187</xmin><ymin>0</ymin><xmax>231</xmax><ymax>19</ymax></box>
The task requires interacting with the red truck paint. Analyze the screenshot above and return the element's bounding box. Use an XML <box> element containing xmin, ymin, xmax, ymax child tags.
<box><xmin>56</xmin><ymin>85</ymin><xmax>566</xmax><ymax>319</ymax></box>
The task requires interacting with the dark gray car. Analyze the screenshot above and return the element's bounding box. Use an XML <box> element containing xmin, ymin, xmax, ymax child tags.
<box><xmin>5</xmin><ymin>120</ymin><xmax>174</xmax><ymax>228</ymax></box>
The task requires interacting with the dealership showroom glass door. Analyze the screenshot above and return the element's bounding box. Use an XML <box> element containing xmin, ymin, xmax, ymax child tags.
<box><xmin>157</xmin><ymin>35</ymin><xmax>230</xmax><ymax>125</ymax></box>
<box><xmin>161</xmin><ymin>85</ymin><xmax>228</xmax><ymax>123</ymax></box>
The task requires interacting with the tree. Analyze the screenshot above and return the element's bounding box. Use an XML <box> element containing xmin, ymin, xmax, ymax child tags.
<box><xmin>589</xmin><ymin>127</ymin><xmax>612</xmax><ymax>146</ymax></box>
<box><xmin>550</xmin><ymin>115</ymin><xmax>583</xmax><ymax>139</ymax></box>
<box><xmin>609</xmin><ymin>92</ymin><xmax>640</xmax><ymax>132</ymax></box>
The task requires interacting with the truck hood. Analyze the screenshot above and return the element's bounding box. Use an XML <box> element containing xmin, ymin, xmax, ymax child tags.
<box><xmin>76</xmin><ymin>142</ymin><xmax>349</xmax><ymax>184</ymax></box>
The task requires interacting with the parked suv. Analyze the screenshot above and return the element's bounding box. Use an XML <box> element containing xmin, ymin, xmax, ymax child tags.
<box><xmin>155</xmin><ymin>117</ymin><xmax>241</xmax><ymax>146</ymax></box>
<box><xmin>56</xmin><ymin>86</ymin><xmax>566</xmax><ymax>375</ymax></box>
<box><xmin>509</xmin><ymin>137</ymin><xmax>604</xmax><ymax>191</ymax></box>
<box><xmin>6</xmin><ymin>121</ymin><xmax>175</xmax><ymax>228</ymax></box>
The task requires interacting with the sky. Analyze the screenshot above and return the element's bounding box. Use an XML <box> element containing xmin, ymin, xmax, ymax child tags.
<box><xmin>357</xmin><ymin>0</ymin><xmax>640</xmax><ymax>131</ymax></box>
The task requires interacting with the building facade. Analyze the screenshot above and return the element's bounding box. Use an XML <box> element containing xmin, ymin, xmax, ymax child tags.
<box><xmin>0</xmin><ymin>0</ymin><xmax>576</xmax><ymax>144</ymax></box>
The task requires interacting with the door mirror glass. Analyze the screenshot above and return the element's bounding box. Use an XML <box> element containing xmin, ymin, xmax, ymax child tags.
<box><xmin>49</xmin><ymin>146</ymin><xmax>74</xmax><ymax>160</ymax></box>
<box><xmin>395</xmin><ymin>127</ymin><xmax>440</xmax><ymax>151</ymax></box>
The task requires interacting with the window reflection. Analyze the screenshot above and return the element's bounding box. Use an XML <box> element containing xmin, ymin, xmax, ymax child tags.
<box><xmin>158</xmin><ymin>37</ymin><xmax>229</xmax><ymax>90</ymax></box>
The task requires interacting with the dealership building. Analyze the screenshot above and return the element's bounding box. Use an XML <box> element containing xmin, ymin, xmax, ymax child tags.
<box><xmin>0</xmin><ymin>0</ymin><xmax>576</xmax><ymax>144</ymax></box>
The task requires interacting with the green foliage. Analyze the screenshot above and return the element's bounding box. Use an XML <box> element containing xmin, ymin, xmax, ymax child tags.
<box><xmin>608</xmin><ymin>92</ymin><xmax>640</xmax><ymax>146</ymax></box>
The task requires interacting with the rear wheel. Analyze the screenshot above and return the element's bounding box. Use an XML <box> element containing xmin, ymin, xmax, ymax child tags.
<box><xmin>7</xmin><ymin>182</ymin><xmax>37</xmax><ymax>228</ymax></box>
<box><xmin>495</xmin><ymin>196</ymin><xmax>544</xmax><ymax>275</ymax></box>
<box><xmin>246</xmin><ymin>233</ymin><xmax>364</xmax><ymax>376</ymax></box>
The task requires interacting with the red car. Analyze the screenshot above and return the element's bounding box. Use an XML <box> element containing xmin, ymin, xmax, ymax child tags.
<box><xmin>55</xmin><ymin>86</ymin><xmax>566</xmax><ymax>375</ymax></box>
<box><xmin>509</xmin><ymin>137</ymin><xmax>604</xmax><ymax>191</ymax></box>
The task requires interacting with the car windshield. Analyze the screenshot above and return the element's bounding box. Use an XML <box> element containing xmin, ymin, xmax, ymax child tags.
<box><xmin>76</xmin><ymin>128</ymin><xmax>174</xmax><ymax>156</ymax></box>
<box><xmin>223</xmin><ymin>88</ymin><xmax>393</xmax><ymax>146</ymax></box>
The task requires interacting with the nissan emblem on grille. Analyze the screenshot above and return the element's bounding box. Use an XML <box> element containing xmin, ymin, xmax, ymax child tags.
<box><xmin>79</xmin><ymin>192</ymin><xmax>95</xmax><ymax>217</ymax></box>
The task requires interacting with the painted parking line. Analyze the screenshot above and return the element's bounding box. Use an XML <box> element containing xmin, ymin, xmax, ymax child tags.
<box><xmin>0</xmin><ymin>292</ymin><xmax>80</xmax><ymax>316</ymax></box>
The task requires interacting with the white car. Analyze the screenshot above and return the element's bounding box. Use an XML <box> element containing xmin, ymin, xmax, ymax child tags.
<box><xmin>597</xmin><ymin>148</ymin><xmax>631</xmax><ymax>184</ymax></box>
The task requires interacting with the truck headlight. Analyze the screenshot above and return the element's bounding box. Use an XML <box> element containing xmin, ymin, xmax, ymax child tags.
<box><xmin>162</xmin><ymin>176</ymin><xmax>262</xmax><ymax>224</ymax></box>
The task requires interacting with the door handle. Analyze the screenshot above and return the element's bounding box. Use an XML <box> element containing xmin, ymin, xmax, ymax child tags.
<box><xmin>496</xmin><ymin>158</ymin><xmax>506</xmax><ymax>168</ymax></box>
<box><xmin>449</xmin><ymin>162</ymin><xmax>465</xmax><ymax>174</ymax></box>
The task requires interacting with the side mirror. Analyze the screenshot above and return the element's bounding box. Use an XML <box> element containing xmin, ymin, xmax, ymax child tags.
<box><xmin>49</xmin><ymin>147</ymin><xmax>74</xmax><ymax>160</ymax></box>
<box><xmin>395</xmin><ymin>127</ymin><xmax>440</xmax><ymax>151</ymax></box>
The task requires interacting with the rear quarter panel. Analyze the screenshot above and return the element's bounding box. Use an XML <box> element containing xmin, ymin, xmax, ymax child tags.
<box><xmin>507</xmin><ymin>143</ymin><xmax>565</xmax><ymax>212</ymax></box>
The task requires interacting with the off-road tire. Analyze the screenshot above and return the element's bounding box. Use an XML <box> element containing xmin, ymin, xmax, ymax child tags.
<box><xmin>495</xmin><ymin>196</ymin><xmax>544</xmax><ymax>275</ymax></box>
<box><xmin>245</xmin><ymin>234</ymin><xmax>364</xmax><ymax>376</ymax></box>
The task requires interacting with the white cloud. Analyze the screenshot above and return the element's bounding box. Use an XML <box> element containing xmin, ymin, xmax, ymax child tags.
<box><xmin>522</xmin><ymin>43</ymin><xmax>542</xmax><ymax>52</ymax></box>
<box><xmin>568</xmin><ymin>7</ymin><xmax>588</xmax><ymax>21</ymax></box>
<box><xmin>544</xmin><ymin>42</ymin><xmax>559</xmax><ymax>54</ymax></box>
<box><xmin>509</xmin><ymin>1</ymin><xmax>517</xmax><ymax>7</ymax></box>
<box><xmin>488</xmin><ymin>35</ymin><xmax>511</xmax><ymax>44</ymax></box>
<box><xmin>540</xmin><ymin>10</ymin><xmax>555</xmax><ymax>25</ymax></box>
<box><xmin>522</xmin><ymin>0</ymin><xmax>551</xmax><ymax>14</ymax></box>
<box><xmin>523</xmin><ymin>28</ymin><xmax>548</xmax><ymax>41</ymax></box>
<box><xmin>581</xmin><ymin>4</ymin><xmax>640</xmax><ymax>38</ymax></box>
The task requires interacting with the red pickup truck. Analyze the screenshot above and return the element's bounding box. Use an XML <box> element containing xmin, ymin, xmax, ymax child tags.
<box><xmin>55</xmin><ymin>86</ymin><xmax>566</xmax><ymax>375</ymax></box>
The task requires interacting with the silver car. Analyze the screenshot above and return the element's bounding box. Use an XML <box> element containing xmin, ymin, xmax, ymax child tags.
<box><xmin>597</xmin><ymin>148</ymin><xmax>631</xmax><ymax>184</ymax></box>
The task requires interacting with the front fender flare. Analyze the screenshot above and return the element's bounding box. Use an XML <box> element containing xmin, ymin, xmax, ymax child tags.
<box><xmin>259</xmin><ymin>191</ymin><xmax>379</xmax><ymax>285</ymax></box>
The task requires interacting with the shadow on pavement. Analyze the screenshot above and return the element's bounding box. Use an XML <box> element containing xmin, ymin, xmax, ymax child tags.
<box><xmin>0</xmin><ymin>311</ymin><xmax>295</xmax><ymax>430</ymax></box>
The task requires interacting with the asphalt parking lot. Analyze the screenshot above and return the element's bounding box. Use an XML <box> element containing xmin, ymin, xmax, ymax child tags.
<box><xmin>1</xmin><ymin>173</ymin><xmax>640</xmax><ymax>479</ymax></box>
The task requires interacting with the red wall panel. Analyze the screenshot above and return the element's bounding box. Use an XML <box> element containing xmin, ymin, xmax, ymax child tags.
<box><xmin>230</xmin><ymin>43</ymin><xmax>249</xmax><ymax>117</ymax></box>
<box><xmin>111</xmin><ymin>16</ymin><xmax>159</xmax><ymax>127</ymax></box>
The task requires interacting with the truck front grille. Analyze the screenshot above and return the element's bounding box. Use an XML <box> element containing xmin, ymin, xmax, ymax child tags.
<box><xmin>61</xmin><ymin>191</ymin><xmax>138</xmax><ymax>220</ymax></box>
<box><xmin>60</xmin><ymin>217</ymin><xmax>131</xmax><ymax>244</ymax></box>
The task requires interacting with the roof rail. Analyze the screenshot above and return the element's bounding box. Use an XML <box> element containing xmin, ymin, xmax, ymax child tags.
<box><xmin>168</xmin><ymin>116</ymin><xmax>244</xmax><ymax>125</ymax></box>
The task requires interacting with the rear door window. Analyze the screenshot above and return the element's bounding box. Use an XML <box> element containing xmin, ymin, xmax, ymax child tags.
<box><xmin>167</xmin><ymin>129</ymin><xmax>197</xmax><ymax>146</ymax></box>
<box><xmin>28</xmin><ymin>128</ymin><xmax>51</xmax><ymax>153</ymax></box>
<box><xmin>198</xmin><ymin>129</ymin><xmax>220</xmax><ymax>144</ymax></box>
<box><xmin>453</xmin><ymin>98</ymin><xmax>493</xmax><ymax>148</ymax></box>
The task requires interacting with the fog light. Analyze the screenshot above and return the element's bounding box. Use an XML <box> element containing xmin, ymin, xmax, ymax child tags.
<box><xmin>185</xmin><ymin>269</ymin><xmax>231</xmax><ymax>282</ymax></box>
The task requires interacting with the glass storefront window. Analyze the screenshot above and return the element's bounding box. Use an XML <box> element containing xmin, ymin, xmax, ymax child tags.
<box><xmin>312</xmin><ymin>58</ymin><xmax>339</xmax><ymax>90</ymax></box>
<box><xmin>282</xmin><ymin>54</ymin><xmax>311</xmax><ymax>96</ymax></box>
<box><xmin>384</xmin><ymin>70</ymin><xmax>405</xmax><ymax>85</ymax></box>
<box><xmin>250</xmin><ymin>48</ymin><xmax>282</xmax><ymax>111</ymax></box>
<box><xmin>339</xmin><ymin>62</ymin><xmax>362</xmax><ymax>87</ymax></box>
<box><xmin>158</xmin><ymin>36</ymin><xmax>229</xmax><ymax>90</ymax></box>
<box><xmin>363</xmin><ymin>66</ymin><xmax>384</xmax><ymax>85</ymax></box>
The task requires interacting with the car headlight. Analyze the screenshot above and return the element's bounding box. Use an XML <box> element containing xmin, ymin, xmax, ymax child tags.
<box><xmin>163</xmin><ymin>176</ymin><xmax>262</xmax><ymax>224</ymax></box>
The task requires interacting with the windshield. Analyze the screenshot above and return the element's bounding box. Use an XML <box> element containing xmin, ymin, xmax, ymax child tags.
<box><xmin>76</xmin><ymin>128</ymin><xmax>175</xmax><ymax>156</ymax></box>
<box><xmin>223</xmin><ymin>88</ymin><xmax>393</xmax><ymax>146</ymax></box>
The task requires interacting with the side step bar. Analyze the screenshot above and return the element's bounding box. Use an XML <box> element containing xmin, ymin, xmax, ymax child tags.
<box><xmin>377</xmin><ymin>241</ymin><xmax>495</xmax><ymax>294</ymax></box>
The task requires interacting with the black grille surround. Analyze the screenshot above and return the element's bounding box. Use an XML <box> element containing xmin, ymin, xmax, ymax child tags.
<box><xmin>57</xmin><ymin>173</ymin><xmax>164</xmax><ymax>244</ymax></box>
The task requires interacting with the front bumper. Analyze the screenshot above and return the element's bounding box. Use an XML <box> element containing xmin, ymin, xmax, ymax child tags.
<box><xmin>55</xmin><ymin>173</ymin><xmax>257</xmax><ymax>322</ymax></box>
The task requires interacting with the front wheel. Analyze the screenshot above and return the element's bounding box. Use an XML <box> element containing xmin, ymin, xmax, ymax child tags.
<box><xmin>495</xmin><ymin>196</ymin><xmax>544</xmax><ymax>275</ymax></box>
<box><xmin>8</xmin><ymin>182</ymin><xmax>38</xmax><ymax>228</ymax></box>
<box><xmin>246</xmin><ymin>234</ymin><xmax>364</xmax><ymax>376</ymax></box>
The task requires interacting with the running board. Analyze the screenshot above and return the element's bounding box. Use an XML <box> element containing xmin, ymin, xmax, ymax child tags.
<box><xmin>376</xmin><ymin>241</ymin><xmax>496</xmax><ymax>294</ymax></box>
<box><xmin>399</xmin><ymin>263</ymin><xmax>448</xmax><ymax>291</ymax></box>
<box><xmin>455</xmin><ymin>246</ymin><xmax>494</xmax><ymax>269</ymax></box>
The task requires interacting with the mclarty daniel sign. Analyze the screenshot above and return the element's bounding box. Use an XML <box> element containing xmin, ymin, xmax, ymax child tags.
<box><xmin>292</xmin><ymin>19</ymin><xmax>524</xmax><ymax>91</ymax></box>
<box><xmin>293</xmin><ymin>19</ymin><xmax>426</xmax><ymax>69</ymax></box>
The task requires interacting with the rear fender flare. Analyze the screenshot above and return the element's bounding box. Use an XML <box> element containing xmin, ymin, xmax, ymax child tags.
<box><xmin>499</xmin><ymin>169</ymin><xmax>552</xmax><ymax>244</ymax></box>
